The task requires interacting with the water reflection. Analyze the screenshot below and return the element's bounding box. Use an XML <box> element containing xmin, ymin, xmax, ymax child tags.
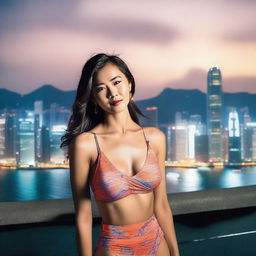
<box><xmin>0</xmin><ymin>168</ymin><xmax>71</xmax><ymax>202</ymax></box>
<box><xmin>16</xmin><ymin>171</ymin><xmax>37</xmax><ymax>200</ymax></box>
<box><xmin>220</xmin><ymin>169</ymin><xmax>243</xmax><ymax>188</ymax></box>
<box><xmin>0</xmin><ymin>166</ymin><xmax>256</xmax><ymax>202</ymax></box>
<box><xmin>167</xmin><ymin>166</ymin><xmax>256</xmax><ymax>194</ymax></box>
<box><xmin>166</xmin><ymin>168</ymin><xmax>203</xmax><ymax>193</ymax></box>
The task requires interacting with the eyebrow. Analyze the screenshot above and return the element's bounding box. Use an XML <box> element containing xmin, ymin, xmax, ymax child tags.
<box><xmin>95</xmin><ymin>76</ymin><xmax>121</xmax><ymax>86</ymax></box>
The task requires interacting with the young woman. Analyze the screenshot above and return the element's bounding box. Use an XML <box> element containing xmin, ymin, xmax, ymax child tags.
<box><xmin>61</xmin><ymin>53</ymin><xmax>180</xmax><ymax>256</ymax></box>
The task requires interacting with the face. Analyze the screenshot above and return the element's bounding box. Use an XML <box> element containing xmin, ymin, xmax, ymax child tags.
<box><xmin>92</xmin><ymin>62</ymin><xmax>132</xmax><ymax>113</ymax></box>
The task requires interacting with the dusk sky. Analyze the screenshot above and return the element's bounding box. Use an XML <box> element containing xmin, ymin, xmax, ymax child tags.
<box><xmin>1</xmin><ymin>0</ymin><xmax>256</xmax><ymax>100</ymax></box>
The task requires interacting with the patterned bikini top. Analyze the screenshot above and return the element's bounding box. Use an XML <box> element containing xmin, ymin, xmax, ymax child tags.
<box><xmin>89</xmin><ymin>127</ymin><xmax>162</xmax><ymax>202</ymax></box>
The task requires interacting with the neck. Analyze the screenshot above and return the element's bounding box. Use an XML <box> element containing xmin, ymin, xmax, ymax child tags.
<box><xmin>102</xmin><ymin>109</ymin><xmax>138</xmax><ymax>135</ymax></box>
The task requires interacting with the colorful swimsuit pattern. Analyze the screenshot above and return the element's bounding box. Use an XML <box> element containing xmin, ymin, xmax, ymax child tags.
<box><xmin>89</xmin><ymin>127</ymin><xmax>162</xmax><ymax>202</ymax></box>
<box><xmin>89</xmin><ymin>127</ymin><xmax>164</xmax><ymax>255</ymax></box>
<box><xmin>97</xmin><ymin>214</ymin><xmax>164</xmax><ymax>256</ymax></box>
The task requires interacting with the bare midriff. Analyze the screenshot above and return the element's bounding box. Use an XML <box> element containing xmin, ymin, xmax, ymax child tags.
<box><xmin>95</xmin><ymin>192</ymin><xmax>155</xmax><ymax>225</ymax></box>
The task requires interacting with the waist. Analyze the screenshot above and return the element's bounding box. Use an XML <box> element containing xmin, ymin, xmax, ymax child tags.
<box><xmin>96</xmin><ymin>193</ymin><xmax>155</xmax><ymax>225</ymax></box>
<box><xmin>101</xmin><ymin>213</ymin><xmax>156</xmax><ymax>229</ymax></box>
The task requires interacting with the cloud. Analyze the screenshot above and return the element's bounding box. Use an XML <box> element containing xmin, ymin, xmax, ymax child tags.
<box><xmin>163</xmin><ymin>68</ymin><xmax>256</xmax><ymax>94</ymax></box>
<box><xmin>82</xmin><ymin>18</ymin><xmax>181</xmax><ymax>45</ymax></box>
<box><xmin>1</xmin><ymin>0</ymin><xmax>256</xmax><ymax>97</ymax></box>
<box><xmin>223</xmin><ymin>76</ymin><xmax>256</xmax><ymax>93</ymax></box>
<box><xmin>165</xmin><ymin>68</ymin><xmax>207</xmax><ymax>92</ymax></box>
<box><xmin>0</xmin><ymin>0</ymin><xmax>181</xmax><ymax>45</ymax></box>
<box><xmin>222</xmin><ymin>29</ymin><xmax>256</xmax><ymax>43</ymax></box>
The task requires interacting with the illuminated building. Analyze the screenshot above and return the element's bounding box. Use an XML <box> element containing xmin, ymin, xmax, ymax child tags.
<box><xmin>174</xmin><ymin>112</ymin><xmax>188</xmax><ymax>161</ymax></box>
<box><xmin>0</xmin><ymin>116</ymin><xmax>5</xmax><ymax>158</ymax></box>
<box><xmin>228</xmin><ymin>108</ymin><xmax>241</xmax><ymax>163</ymax></box>
<box><xmin>41</xmin><ymin>126</ymin><xmax>50</xmax><ymax>163</ymax></box>
<box><xmin>207</xmin><ymin>66</ymin><xmax>224</xmax><ymax>163</ymax></box>
<box><xmin>240</xmin><ymin>107</ymin><xmax>251</xmax><ymax>161</ymax></box>
<box><xmin>50</xmin><ymin>125</ymin><xmax>66</xmax><ymax>164</ymax></box>
<box><xmin>175</xmin><ymin>124</ymin><xmax>188</xmax><ymax>161</ymax></box>
<box><xmin>18</xmin><ymin>118</ymin><xmax>35</xmax><ymax>166</ymax></box>
<box><xmin>244</xmin><ymin>122</ymin><xmax>256</xmax><ymax>161</ymax></box>
<box><xmin>167</xmin><ymin>125</ymin><xmax>176</xmax><ymax>161</ymax></box>
<box><xmin>34</xmin><ymin>100</ymin><xmax>43</xmax><ymax>127</ymax></box>
<box><xmin>34</xmin><ymin>114</ymin><xmax>42</xmax><ymax>164</ymax></box>
<box><xmin>142</xmin><ymin>106</ymin><xmax>158</xmax><ymax>127</ymax></box>
<box><xmin>190</xmin><ymin>116</ymin><xmax>208</xmax><ymax>163</ymax></box>
<box><xmin>5</xmin><ymin>112</ymin><xmax>18</xmax><ymax>159</ymax></box>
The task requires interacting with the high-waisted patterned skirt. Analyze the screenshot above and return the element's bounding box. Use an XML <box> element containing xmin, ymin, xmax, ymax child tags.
<box><xmin>96</xmin><ymin>214</ymin><xmax>164</xmax><ymax>256</ymax></box>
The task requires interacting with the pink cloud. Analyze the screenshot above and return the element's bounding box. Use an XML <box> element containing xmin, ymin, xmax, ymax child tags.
<box><xmin>222</xmin><ymin>28</ymin><xmax>256</xmax><ymax>43</ymax></box>
<box><xmin>162</xmin><ymin>68</ymin><xmax>256</xmax><ymax>94</ymax></box>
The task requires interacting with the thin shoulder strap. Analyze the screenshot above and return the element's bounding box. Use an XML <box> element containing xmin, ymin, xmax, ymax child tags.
<box><xmin>141</xmin><ymin>126</ymin><xmax>149</xmax><ymax>144</ymax></box>
<box><xmin>90</xmin><ymin>132</ymin><xmax>100</xmax><ymax>154</ymax></box>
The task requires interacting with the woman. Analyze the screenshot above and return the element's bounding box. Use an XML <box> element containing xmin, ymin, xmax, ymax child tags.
<box><xmin>61</xmin><ymin>53</ymin><xmax>180</xmax><ymax>256</ymax></box>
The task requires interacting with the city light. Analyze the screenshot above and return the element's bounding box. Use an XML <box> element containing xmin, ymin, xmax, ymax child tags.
<box><xmin>0</xmin><ymin>67</ymin><xmax>256</xmax><ymax>169</ymax></box>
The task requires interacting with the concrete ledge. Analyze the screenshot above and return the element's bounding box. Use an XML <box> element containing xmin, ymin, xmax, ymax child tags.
<box><xmin>0</xmin><ymin>185</ymin><xmax>256</xmax><ymax>226</ymax></box>
<box><xmin>170</xmin><ymin>185</ymin><xmax>256</xmax><ymax>215</ymax></box>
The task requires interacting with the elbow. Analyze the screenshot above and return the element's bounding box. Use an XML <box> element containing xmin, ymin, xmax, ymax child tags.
<box><xmin>75</xmin><ymin>209</ymin><xmax>93</xmax><ymax>225</ymax></box>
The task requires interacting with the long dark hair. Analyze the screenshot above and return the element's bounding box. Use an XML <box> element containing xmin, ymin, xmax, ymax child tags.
<box><xmin>60</xmin><ymin>53</ymin><xmax>147</xmax><ymax>156</ymax></box>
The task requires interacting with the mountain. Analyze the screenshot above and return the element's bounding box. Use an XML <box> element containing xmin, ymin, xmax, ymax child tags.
<box><xmin>0</xmin><ymin>85</ymin><xmax>75</xmax><ymax>109</ymax></box>
<box><xmin>136</xmin><ymin>88</ymin><xmax>256</xmax><ymax>124</ymax></box>
<box><xmin>136</xmin><ymin>88</ymin><xmax>206</xmax><ymax>124</ymax></box>
<box><xmin>0</xmin><ymin>88</ymin><xmax>21</xmax><ymax>109</ymax></box>
<box><xmin>1</xmin><ymin>85</ymin><xmax>256</xmax><ymax>124</ymax></box>
<box><xmin>21</xmin><ymin>85</ymin><xmax>75</xmax><ymax>109</ymax></box>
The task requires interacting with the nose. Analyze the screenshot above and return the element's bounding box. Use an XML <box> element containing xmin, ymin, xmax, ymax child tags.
<box><xmin>109</xmin><ymin>94</ymin><xmax>118</xmax><ymax>99</ymax></box>
<box><xmin>107</xmin><ymin>86</ymin><xmax>118</xmax><ymax>99</ymax></box>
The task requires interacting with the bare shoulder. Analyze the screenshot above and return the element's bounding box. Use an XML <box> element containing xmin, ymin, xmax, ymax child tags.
<box><xmin>143</xmin><ymin>126</ymin><xmax>165</xmax><ymax>143</ymax></box>
<box><xmin>143</xmin><ymin>127</ymin><xmax>166</xmax><ymax>156</ymax></box>
<box><xmin>69</xmin><ymin>131</ymin><xmax>96</xmax><ymax>161</ymax></box>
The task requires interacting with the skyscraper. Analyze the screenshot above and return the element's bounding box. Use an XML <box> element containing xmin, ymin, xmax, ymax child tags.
<box><xmin>34</xmin><ymin>114</ymin><xmax>42</xmax><ymax>164</ymax></box>
<box><xmin>240</xmin><ymin>107</ymin><xmax>251</xmax><ymax>160</ymax></box>
<box><xmin>34</xmin><ymin>100</ymin><xmax>43</xmax><ymax>127</ymax></box>
<box><xmin>189</xmin><ymin>115</ymin><xmax>208</xmax><ymax>162</ymax></box>
<box><xmin>207</xmin><ymin>66</ymin><xmax>224</xmax><ymax>163</ymax></box>
<box><xmin>141</xmin><ymin>106</ymin><xmax>158</xmax><ymax>127</ymax></box>
<box><xmin>228</xmin><ymin>108</ymin><xmax>241</xmax><ymax>163</ymax></box>
<box><xmin>18</xmin><ymin>118</ymin><xmax>35</xmax><ymax>166</ymax></box>
<box><xmin>0</xmin><ymin>116</ymin><xmax>5</xmax><ymax>158</ymax></box>
<box><xmin>174</xmin><ymin>112</ymin><xmax>189</xmax><ymax>162</ymax></box>
<box><xmin>5</xmin><ymin>112</ymin><xmax>18</xmax><ymax>159</ymax></box>
<box><xmin>244</xmin><ymin>122</ymin><xmax>256</xmax><ymax>161</ymax></box>
<box><xmin>50</xmin><ymin>125</ymin><xmax>66</xmax><ymax>164</ymax></box>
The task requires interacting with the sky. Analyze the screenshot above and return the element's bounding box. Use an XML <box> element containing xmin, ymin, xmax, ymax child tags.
<box><xmin>0</xmin><ymin>0</ymin><xmax>256</xmax><ymax>100</ymax></box>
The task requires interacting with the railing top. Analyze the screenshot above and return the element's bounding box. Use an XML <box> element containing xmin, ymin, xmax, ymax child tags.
<box><xmin>1</xmin><ymin>185</ymin><xmax>256</xmax><ymax>226</ymax></box>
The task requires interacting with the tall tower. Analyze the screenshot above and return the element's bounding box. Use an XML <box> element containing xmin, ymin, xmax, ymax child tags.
<box><xmin>34</xmin><ymin>100</ymin><xmax>43</xmax><ymax>127</ymax></box>
<box><xmin>0</xmin><ymin>116</ymin><xmax>5</xmax><ymax>158</ymax></box>
<box><xmin>50</xmin><ymin>125</ymin><xmax>66</xmax><ymax>164</ymax></box>
<box><xmin>18</xmin><ymin>118</ymin><xmax>35</xmax><ymax>167</ymax></box>
<box><xmin>207</xmin><ymin>66</ymin><xmax>224</xmax><ymax>163</ymax></box>
<box><xmin>228</xmin><ymin>108</ymin><xmax>241</xmax><ymax>163</ymax></box>
<box><xmin>5</xmin><ymin>112</ymin><xmax>18</xmax><ymax>159</ymax></box>
<box><xmin>174</xmin><ymin>112</ymin><xmax>189</xmax><ymax>162</ymax></box>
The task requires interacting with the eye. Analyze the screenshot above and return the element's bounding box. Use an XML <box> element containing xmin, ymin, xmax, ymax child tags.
<box><xmin>96</xmin><ymin>87</ymin><xmax>104</xmax><ymax>93</ymax></box>
<box><xmin>114</xmin><ymin>80</ymin><xmax>121</xmax><ymax>85</ymax></box>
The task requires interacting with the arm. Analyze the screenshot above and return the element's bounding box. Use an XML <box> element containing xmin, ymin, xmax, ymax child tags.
<box><xmin>69</xmin><ymin>133</ymin><xmax>93</xmax><ymax>256</ymax></box>
<box><xmin>152</xmin><ymin>128</ymin><xmax>180</xmax><ymax>256</ymax></box>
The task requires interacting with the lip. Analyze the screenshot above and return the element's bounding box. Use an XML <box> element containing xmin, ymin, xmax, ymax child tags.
<box><xmin>110</xmin><ymin>99</ymin><xmax>123</xmax><ymax>106</ymax></box>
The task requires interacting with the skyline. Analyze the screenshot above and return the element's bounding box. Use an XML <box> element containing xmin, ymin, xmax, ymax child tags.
<box><xmin>1</xmin><ymin>0</ymin><xmax>256</xmax><ymax>100</ymax></box>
